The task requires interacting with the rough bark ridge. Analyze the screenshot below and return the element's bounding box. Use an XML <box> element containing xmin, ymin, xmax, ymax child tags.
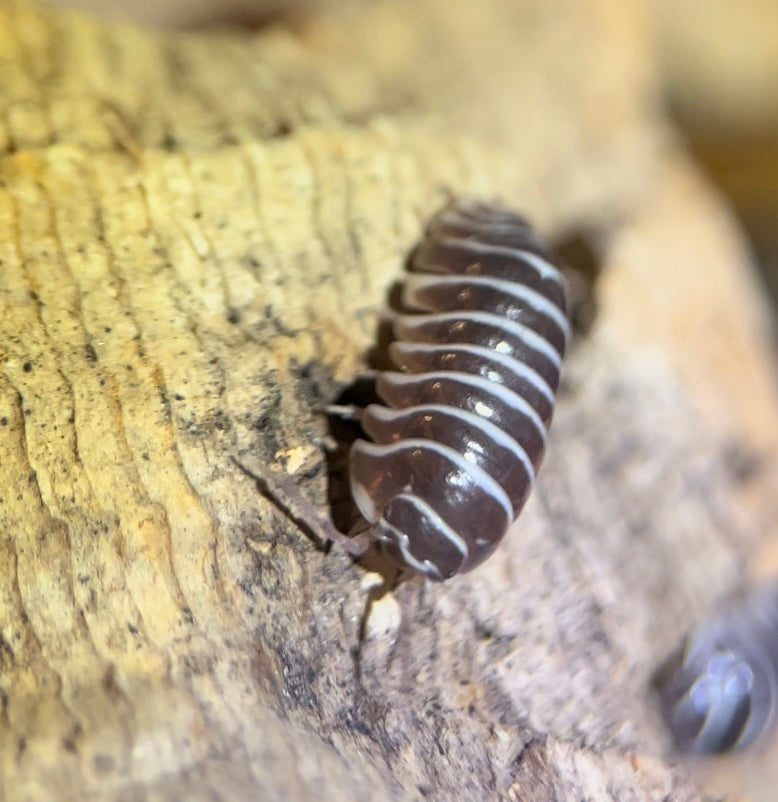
<box><xmin>0</xmin><ymin>1</ymin><xmax>777</xmax><ymax>800</ymax></box>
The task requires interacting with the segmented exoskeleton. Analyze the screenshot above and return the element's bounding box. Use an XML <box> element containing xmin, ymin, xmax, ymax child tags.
<box><xmin>656</xmin><ymin>581</ymin><xmax>778</xmax><ymax>753</ymax></box>
<box><xmin>343</xmin><ymin>199</ymin><xmax>569</xmax><ymax>580</ymax></box>
<box><xmin>235</xmin><ymin>199</ymin><xmax>568</xmax><ymax>581</ymax></box>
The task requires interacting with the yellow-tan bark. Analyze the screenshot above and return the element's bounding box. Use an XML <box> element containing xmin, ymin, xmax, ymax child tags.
<box><xmin>0</xmin><ymin>1</ymin><xmax>776</xmax><ymax>799</ymax></box>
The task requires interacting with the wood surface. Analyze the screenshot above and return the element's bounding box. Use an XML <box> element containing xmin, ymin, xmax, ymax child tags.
<box><xmin>1</xmin><ymin>1</ymin><xmax>777</xmax><ymax>799</ymax></box>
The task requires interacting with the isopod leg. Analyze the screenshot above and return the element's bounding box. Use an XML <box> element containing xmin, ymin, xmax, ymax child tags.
<box><xmin>324</xmin><ymin>404</ymin><xmax>364</xmax><ymax>421</ymax></box>
<box><xmin>231</xmin><ymin>456</ymin><xmax>370</xmax><ymax>557</ymax></box>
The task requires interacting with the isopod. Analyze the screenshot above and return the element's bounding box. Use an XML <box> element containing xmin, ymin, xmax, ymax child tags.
<box><xmin>236</xmin><ymin>199</ymin><xmax>569</xmax><ymax>581</ymax></box>
<box><xmin>656</xmin><ymin>581</ymin><xmax>778</xmax><ymax>753</ymax></box>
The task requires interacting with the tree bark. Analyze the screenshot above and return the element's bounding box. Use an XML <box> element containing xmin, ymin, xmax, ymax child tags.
<box><xmin>0</xmin><ymin>1</ymin><xmax>776</xmax><ymax>800</ymax></box>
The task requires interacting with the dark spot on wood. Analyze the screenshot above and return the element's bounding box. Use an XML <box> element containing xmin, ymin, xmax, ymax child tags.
<box><xmin>61</xmin><ymin>724</ymin><xmax>82</xmax><ymax>754</ymax></box>
<box><xmin>263</xmin><ymin>304</ymin><xmax>299</xmax><ymax>337</ymax></box>
<box><xmin>158</xmin><ymin>384</ymin><xmax>170</xmax><ymax>417</ymax></box>
<box><xmin>289</xmin><ymin>357</ymin><xmax>336</xmax><ymax>408</ymax></box>
<box><xmin>84</xmin><ymin>343</ymin><xmax>98</xmax><ymax>364</ymax></box>
<box><xmin>161</xmin><ymin>131</ymin><xmax>178</xmax><ymax>151</ymax></box>
<box><xmin>227</xmin><ymin>308</ymin><xmax>241</xmax><ymax>324</ymax></box>
<box><xmin>212</xmin><ymin>410</ymin><xmax>231</xmax><ymax>431</ymax></box>
<box><xmin>725</xmin><ymin>441</ymin><xmax>764</xmax><ymax>485</ymax></box>
<box><xmin>293</xmin><ymin>361</ymin><xmax>311</xmax><ymax>381</ymax></box>
<box><xmin>178</xmin><ymin>4</ymin><xmax>295</xmax><ymax>30</ymax></box>
<box><xmin>173</xmin><ymin>393</ymin><xmax>185</xmax><ymax>401</ymax></box>
<box><xmin>336</xmin><ymin>694</ymin><xmax>394</xmax><ymax>754</ymax></box>
<box><xmin>277</xmin><ymin>644</ymin><xmax>319</xmax><ymax>710</ymax></box>
<box><xmin>22</xmin><ymin>361</ymin><xmax>32</xmax><ymax>373</ymax></box>
<box><xmin>474</xmin><ymin>620</ymin><xmax>496</xmax><ymax>641</ymax></box>
<box><xmin>102</xmin><ymin>663</ymin><xmax>124</xmax><ymax>703</ymax></box>
<box><xmin>274</xmin><ymin>120</ymin><xmax>293</xmax><ymax>138</ymax></box>
<box><xmin>0</xmin><ymin>417</ymin><xmax>7</xmax><ymax>426</ymax></box>
<box><xmin>0</xmin><ymin>636</ymin><xmax>15</xmax><ymax>670</ymax></box>
<box><xmin>241</xmin><ymin>254</ymin><xmax>261</xmax><ymax>271</ymax></box>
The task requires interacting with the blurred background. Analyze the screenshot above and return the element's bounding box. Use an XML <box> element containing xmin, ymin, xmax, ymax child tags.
<box><xmin>39</xmin><ymin>0</ymin><xmax>778</xmax><ymax>338</ymax></box>
<box><xmin>34</xmin><ymin>0</ymin><xmax>778</xmax><ymax>799</ymax></box>
<box><xmin>648</xmin><ymin>0</ymin><xmax>778</xmax><ymax>328</ymax></box>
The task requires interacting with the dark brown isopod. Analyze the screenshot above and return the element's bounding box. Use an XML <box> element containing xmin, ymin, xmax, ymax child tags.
<box><xmin>236</xmin><ymin>199</ymin><xmax>569</xmax><ymax>581</ymax></box>
<box><xmin>343</xmin><ymin>200</ymin><xmax>568</xmax><ymax>579</ymax></box>
<box><xmin>656</xmin><ymin>581</ymin><xmax>778</xmax><ymax>753</ymax></box>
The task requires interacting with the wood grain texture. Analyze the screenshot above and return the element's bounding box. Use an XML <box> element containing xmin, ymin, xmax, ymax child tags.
<box><xmin>0</xmin><ymin>0</ymin><xmax>776</xmax><ymax>800</ymax></box>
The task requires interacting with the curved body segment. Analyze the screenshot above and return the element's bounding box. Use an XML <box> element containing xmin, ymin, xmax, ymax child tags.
<box><xmin>657</xmin><ymin>581</ymin><xmax>778</xmax><ymax>753</ymax></box>
<box><xmin>349</xmin><ymin>200</ymin><xmax>568</xmax><ymax>580</ymax></box>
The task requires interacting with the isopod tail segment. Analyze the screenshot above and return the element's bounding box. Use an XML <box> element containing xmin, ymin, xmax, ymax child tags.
<box><xmin>655</xmin><ymin>580</ymin><xmax>778</xmax><ymax>754</ymax></box>
<box><xmin>231</xmin><ymin>456</ymin><xmax>371</xmax><ymax>557</ymax></box>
